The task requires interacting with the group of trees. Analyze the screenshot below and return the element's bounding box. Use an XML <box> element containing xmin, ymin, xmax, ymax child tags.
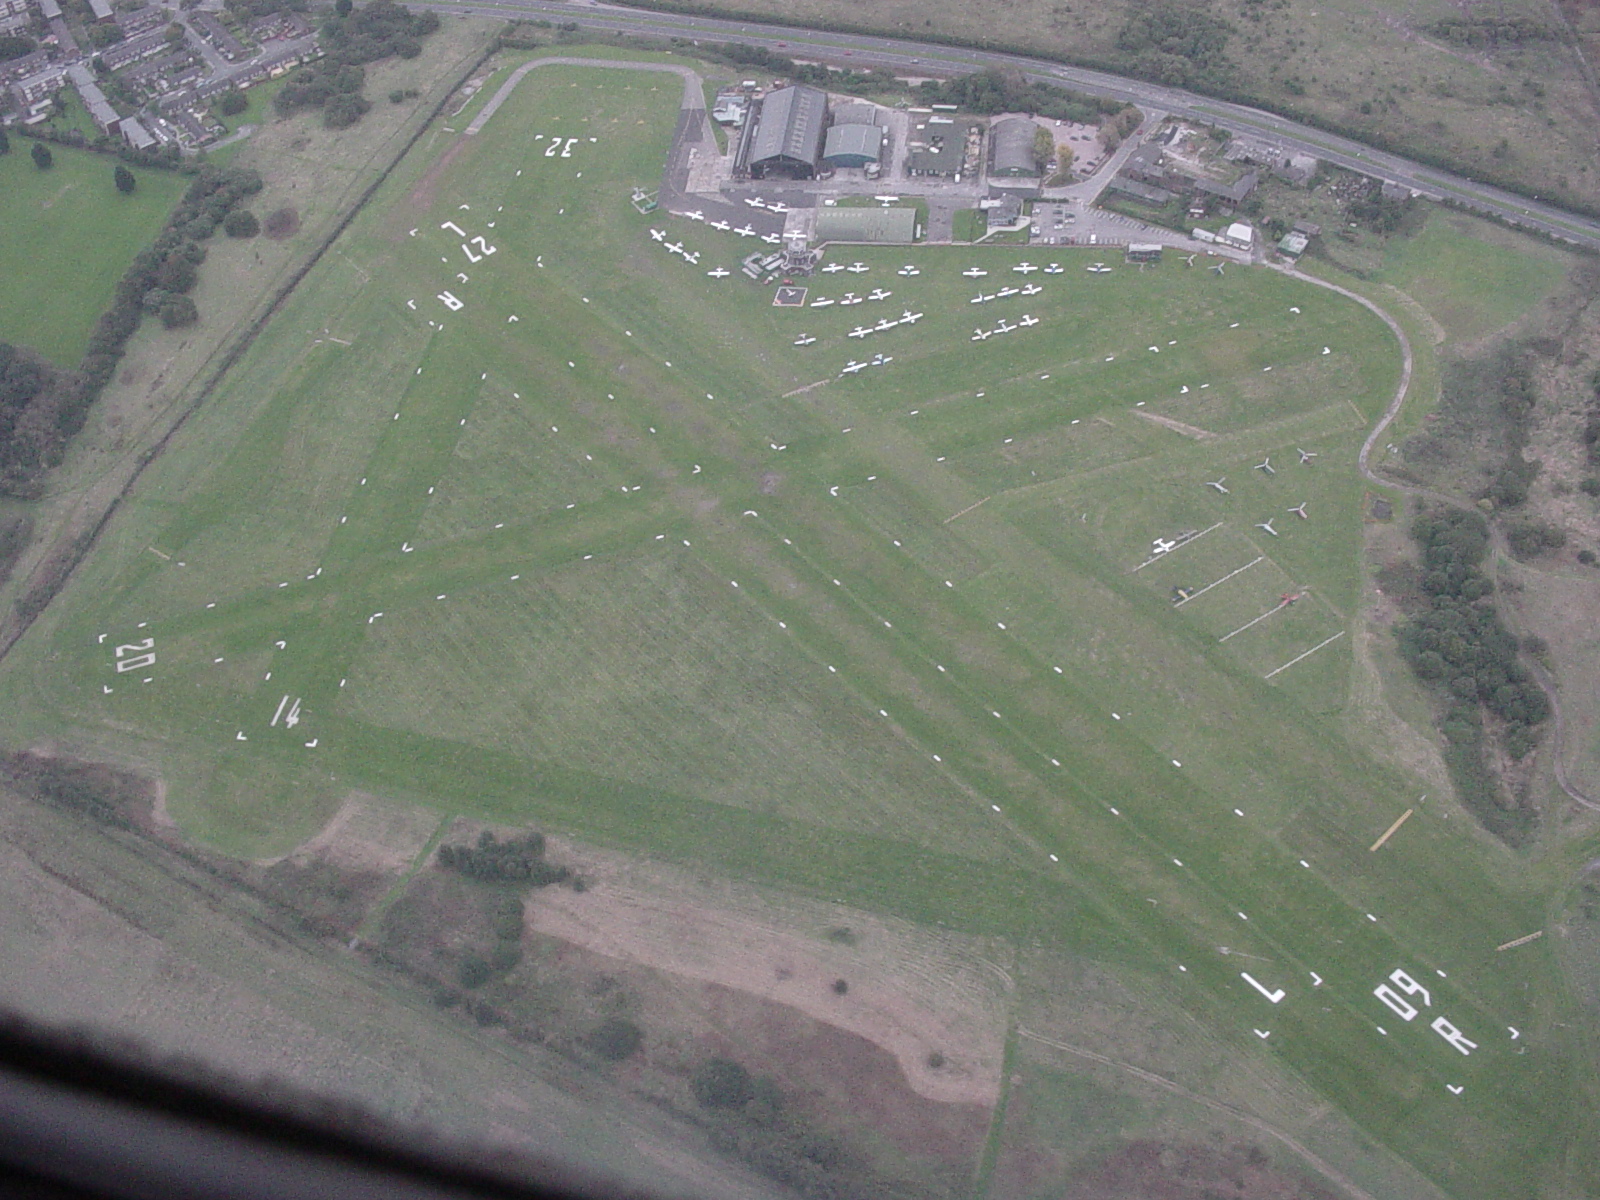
<box><xmin>918</xmin><ymin>65</ymin><xmax>1131</xmax><ymax>125</ymax></box>
<box><xmin>0</xmin><ymin>343</ymin><xmax>81</xmax><ymax>497</ymax></box>
<box><xmin>1114</xmin><ymin>1</ymin><xmax>1234</xmax><ymax>88</ymax></box>
<box><xmin>1395</xmin><ymin>508</ymin><xmax>1547</xmax><ymax>840</ymax></box>
<box><xmin>689</xmin><ymin>1058</ymin><xmax>863</xmax><ymax>1199</ymax></box>
<box><xmin>274</xmin><ymin>0</ymin><xmax>438</xmax><ymax>128</ymax></box>
<box><xmin>437</xmin><ymin>829</ymin><xmax>572</xmax><ymax>887</ymax></box>
<box><xmin>0</xmin><ymin>33</ymin><xmax>36</xmax><ymax>60</ymax></box>
<box><xmin>1424</xmin><ymin>17</ymin><xmax>1558</xmax><ymax>49</ymax></box>
<box><xmin>713</xmin><ymin>42</ymin><xmax>906</xmax><ymax>101</ymax></box>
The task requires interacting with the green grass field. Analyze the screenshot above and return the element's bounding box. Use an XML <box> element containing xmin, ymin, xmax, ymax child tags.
<box><xmin>2</xmin><ymin>54</ymin><xmax>1595</xmax><ymax>1199</ymax></box>
<box><xmin>0</xmin><ymin>143</ymin><xmax>185</xmax><ymax>366</ymax></box>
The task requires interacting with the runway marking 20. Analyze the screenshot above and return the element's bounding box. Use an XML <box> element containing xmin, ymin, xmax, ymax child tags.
<box><xmin>1374</xmin><ymin>968</ymin><xmax>1479</xmax><ymax>1055</ymax></box>
<box><xmin>114</xmin><ymin>638</ymin><xmax>155</xmax><ymax>673</ymax></box>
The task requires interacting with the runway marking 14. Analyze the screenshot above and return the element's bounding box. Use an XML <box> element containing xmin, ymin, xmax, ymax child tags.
<box><xmin>1374</xmin><ymin>968</ymin><xmax>1478</xmax><ymax>1055</ymax></box>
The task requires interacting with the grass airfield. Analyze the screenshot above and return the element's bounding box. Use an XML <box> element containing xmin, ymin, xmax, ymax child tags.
<box><xmin>2</xmin><ymin>55</ymin><xmax>1595</xmax><ymax>1199</ymax></box>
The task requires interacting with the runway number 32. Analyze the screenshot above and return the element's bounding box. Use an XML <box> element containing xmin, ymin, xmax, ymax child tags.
<box><xmin>1374</xmin><ymin>968</ymin><xmax>1478</xmax><ymax>1055</ymax></box>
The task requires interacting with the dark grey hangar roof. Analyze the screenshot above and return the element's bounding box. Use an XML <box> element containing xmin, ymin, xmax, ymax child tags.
<box><xmin>989</xmin><ymin>117</ymin><xmax>1040</xmax><ymax>177</ymax></box>
<box><xmin>822</xmin><ymin>123</ymin><xmax>883</xmax><ymax>166</ymax></box>
<box><xmin>749</xmin><ymin>84</ymin><xmax>828</xmax><ymax>172</ymax></box>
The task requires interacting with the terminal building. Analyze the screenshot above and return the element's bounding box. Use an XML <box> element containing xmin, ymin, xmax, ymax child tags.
<box><xmin>737</xmin><ymin>84</ymin><xmax>828</xmax><ymax>180</ymax></box>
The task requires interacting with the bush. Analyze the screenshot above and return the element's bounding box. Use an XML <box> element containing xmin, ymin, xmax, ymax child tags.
<box><xmin>692</xmin><ymin>1058</ymin><xmax>754</xmax><ymax>1109</ymax></box>
<box><xmin>262</xmin><ymin>206</ymin><xmax>299</xmax><ymax>238</ymax></box>
<box><xmin>114</xmin><ymin>164</ymin><xmax>135</xmax><ymax>194</ymax></box>
<box><xmin>457</xmin><ymin>953</ymin><xmax>492</xmax><ymax>989</ymax></box>
<box><xmin>388</xmin><ymin>88</ymin><xmax>405</xmax><ymax>103</ymax></box>
<box><xmin>31</xmin><ymin>141</ymin><xmax>52</xmax><ymax>169</ymax></box>
<box><xmin>586</xmin><ymin>1018</ymin><xmax>643</xmax><ymax>1062</ymax></box>
<box><xmin>218</xmin><ymin>89</ymin><xmax>248</xmax><ymax>117</ymax></box>
<box><xmin>157</xmin><ymin>295</ymin><xmax>198</xmax><ymax>329</ymax></box>
<box><xmin>223</xmin><ymin>208</ymin><xmax>260</xmax><ymax>238</ymax></box>
<box><xmin>323</xmin><ymin>92</ymin><xmax>370</xmax><ymax>129</ymax></box>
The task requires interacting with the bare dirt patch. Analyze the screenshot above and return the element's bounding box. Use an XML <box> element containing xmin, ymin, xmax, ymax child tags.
<box><xmin>1135</xmin><ymin>410</ymin><xmax>1217</xmax><ymax>441</ymax></box>
<box><xmin>272</xmin><ymin>789</ymin><xmax>439</xmax><ymax>873</ymax></box>
<box><xmin>525</xmin><ymin>839</ymin><xmax>1012</xmax><ymax>1106</ymax></box>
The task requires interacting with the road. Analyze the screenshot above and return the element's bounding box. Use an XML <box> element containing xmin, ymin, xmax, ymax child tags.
<box><xmin>413</xmin><ymin>0</ymin><xmax>1600</xmax><ymax>250</ymax></box>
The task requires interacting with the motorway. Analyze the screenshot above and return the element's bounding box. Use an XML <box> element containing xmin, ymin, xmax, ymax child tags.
<box><xmin>414</xmin><ymin>0</ymin><xmax>1600</xmax><ymax>250</ymax></box>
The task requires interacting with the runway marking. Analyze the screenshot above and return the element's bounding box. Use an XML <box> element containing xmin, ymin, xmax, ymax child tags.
<box><xmin>944</xmin><ymin>495</ymin><xmax>991</xmax><ymax>524</ymax></box>
<box><xmin>1241</xmin><ymin>972</ymin><xmax>1285</xmax><ymax>1003</ymax></box>
<box><xmin>1369</xmin><ymin>807</ymin><xmax>1415</xmax><ymax>852</ymax></box>
<box><xmin>1176</xmin><ymin>556</ymin><xmax>1263</xmax><ymax>606</ymax></box>
<box><xmin>1262</xmin><ymin>629</ymin><xmax>1345</xmax><ymax>673</ymax></box>
<box><xmin>1496</xmin><ymin>930</ymin><xmax>1543</xmax><ymax>951</ymax></box>
<box><xmin>1220</xmin><ymin>603</ymin><xmax>1290</xmax><ymax>643</ymax></box>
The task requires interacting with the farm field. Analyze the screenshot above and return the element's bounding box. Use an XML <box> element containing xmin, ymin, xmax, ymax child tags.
<box><xmin>0</xmin><ymin>143</ymin><xmax>185</xmax><ymax>367</ymax></box>
<box><xmin>1</xmin><ymin>53</ymin><xmax>1595</xmax><ymax>1199</ymax></box>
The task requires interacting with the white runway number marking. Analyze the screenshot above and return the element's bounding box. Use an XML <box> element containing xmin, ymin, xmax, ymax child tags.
<box><xmin>114</xmin><ymin>638</ymin><xmax>155</xmax><ymax>673</ymax></box>
<box><xmin>1374</xmin><ymin>968</ymin><xmax>1479</xmax><ymax>1055</ymax></box>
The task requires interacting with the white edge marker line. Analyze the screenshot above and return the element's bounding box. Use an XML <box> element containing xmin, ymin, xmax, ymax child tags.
<box><xmin>1264</xmin><ymin>629</ymin><xmax>1346</xmax><ymax>678</ymax></box>
<box><xmin>1131</xmin><ymin>521</ymin><xmax>1224</xmax><ymax>572</ymax></box>
<box><xmin>1176</xmin><ymin>556</ymin><xmax>1264</xmax><ymax>606</ymax></box>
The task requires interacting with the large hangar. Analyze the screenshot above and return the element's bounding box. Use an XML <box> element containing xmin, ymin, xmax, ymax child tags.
<box><xmin>822</xmin><ymin>123</ymin><xmax>883</xmax><ymax>170</ymax></box>
<box><xmin>741</xmin><ymin>84</ymin><xmax>828</xmax><ymax>180</ymax></box>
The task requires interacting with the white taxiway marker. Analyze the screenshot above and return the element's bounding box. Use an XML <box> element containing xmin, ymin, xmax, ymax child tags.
<box><xmin>1254</xmin><ymin>1029</ymin><xmax>1271</xmax><ymax>1040</ymax></box>
<box><xmin>1241</xmin><ymin>972</ymin><xmax>1285</xmax><ymax>1003</ymax></box>
<box><xmin>1447</xmin><ymin>1085</ymin><xmax>1464</xmax><ymax>1094</ymax></box>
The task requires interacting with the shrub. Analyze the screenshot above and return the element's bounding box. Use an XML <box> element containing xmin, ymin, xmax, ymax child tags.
<box><xmin>30</xmin><ymin>141</ymin><xmax>52</xmax><ymax>169</ymax></box>
<box><xmin>262</xmin><ymin>206</ymin><xmax>299</xmax><ymax>238</ymax></box>
<box><xmin>218</xmin><ymin>89</ymin><xmax>248</xmax><ymax>117</ymax></box>
<box><xmin>114</xmin><ymin>164</ymin><xmax>135</xmax><ymax>193</ymax></box>
<box><xmin>157</xmin><ymin>295</ymin><xmax>198</xmax><ymax>328</ymax></box>
<box><xmin>587</xmin><ymin>1018</ymin><xmax>643</xmax><ymax>1062</ymax></box>
<box><xmin>692</xmin><ymin>1058</ymin><xmax>754</xmax><ymax>1109</ymax></box>
<box><xmin>223</xmin><ymin>208</ymin><xmax>260</xmax><ymax>238</ymax></box>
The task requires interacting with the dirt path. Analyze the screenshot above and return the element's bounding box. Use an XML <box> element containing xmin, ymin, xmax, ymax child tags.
<box><xmin>465</xmin><ymin>56</ymin><xmax>705</xmax><ymax>136</ymax></box>
<box><xmin>1279</xmin><ymin>263</ymin><xmax>1600</xmax><ymax>815</ymax></box>
<box><xmin>1134</xmin><ymin>410</ymin><xmax>1216</xmax><ymax>440</ymax></box>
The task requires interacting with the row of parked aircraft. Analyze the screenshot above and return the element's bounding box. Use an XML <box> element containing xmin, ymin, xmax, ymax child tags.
<box><xmin>971</xmin><ymin>284</ymin><xmax>1044</xmax><ymax>303</ymax></box>
<box><xmin>962</xmin><ymin>263</ymin><xmax>1068</xmax><ymax>278</ymax></box>
<box><xmin>1202</xmin><ymin>450</ymin><xmax>1319</xmax><ymax>494</ymax></box>
<box><xmin>839</xmin><ymin>352</ymin><xmax>894</xmax><ymax>375</ymax></box>
<box><xmin>743</xmin><ymin>197</ymin><xmax>791</xmax><ymax>213</ymax></box>
<box><xmin>845</xmin><ymin>310</ymin><xmax>926</xmax><ymax>338</ymax></box>
<box><xmin>822</xmin><ymin>262</ymin><xmax>871</xmax><ymax>274</ymax></box>
<box><xmin>971</xmin><ymin>315</ymin><xmax>1040</xmax><ymax>340</ymax></box>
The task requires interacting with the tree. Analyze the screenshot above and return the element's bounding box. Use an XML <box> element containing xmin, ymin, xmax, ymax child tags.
<box><xmin>335</xmin><ymin>0</ymin><xmax>352</xmax><ymax>15</ymax></box>
<box><xmin>114</xmin><ymin>164</ymin><xmax>136</xmax><ymax>194</ymax></box>
<box><xmin>0</xmin><ymin>127</ymin><xmax>9</xmax><ymax>155</ymax></box>
<box><xmin>157</xmin><ymin>295</ymin><xmax>198</xmax><ymax>329</ymax></box>
<box><xmin>223</xmin><ymin>208</ymin><xmax>259</xmax><ymax>237</ymax></box>
<box><xmin>218</xmin><ymin>88</ymin><xmax>247</xmax><ymax>117</ymax></box>
<box><xmin>692</xmin><ymin>1058</ymin><xmax>754</xmax><ymax>1109</ymax></box>
<box><xmin>586</xmin><ymin>1018</ymin><xmax>643</xmax><ymax>1062</ymax></box>
<box><xmin>30</xmin><ymin>141</ymin><xmax>51</xmax><ymax>169</ymax></box>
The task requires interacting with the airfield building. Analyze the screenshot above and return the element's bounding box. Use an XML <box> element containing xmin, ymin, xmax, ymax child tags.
<box><xmin>822</xmin><ymin>123</ymin><xmax>883</xmax><ymax>170</ymax></box>
<box><xmin>814</xmin><ymin>206</ymin><xmax>917</xmax><ymax>244</ymax></box>
<box><xmin>739</xmin><ymin>84</ymin><xmax>828</xmax><ymax>180</ymax></box>
<box><xmin>989</xmin><ymin>117</ymin><xmax>1040</xmax><ymax>177</ymax></box>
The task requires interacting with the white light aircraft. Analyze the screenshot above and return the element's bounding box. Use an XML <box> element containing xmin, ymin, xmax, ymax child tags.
<box><xmin>898</xmin><ymin>265</ymin><xmax>921</xmax><ymax>276</ymax></box>
<box><xmin>663</xmin><ymin>240</ymin><xmax>685</xmax><ymax>255</ymax></box>
<box><xmin>1182</xmin><ymin>253</ymin><xmax>1197</xmax><ymax>266</ymax></box>
<box><xmin>847</xmin><ymin>263</ymin><xmax>869</xmax><ymax>273</ymax></box>
<box><xmin>684</xmin><ymin>251</ymin><xmax>701</xmax><ymax>264</ymax></box>
<box><xmin>735</xmin><ymin>225</ymin><xmax>757</xmax><ymax>237</ymax></box>
<box><xmin>1153</xmin><ymin>537</ymin><xmax>1176</xmax><ymax>554</ymax></box>
<box><xmin>1018</xmin><ymin>314</ymin><xmax>1039</xmax><ymax>327</ymax></box>
<box><xmin>810</xmin><ymin>297</ymin><xmax>836</xmax><ymax>308</ymax></box>
<box><xmin>649</xmin><ymin>228</ymin><xmax>666</xmax><ymax>241</ymax></box>
<box><xmin>707</xmin><ymin>267</ymin><xmax>731</xmax><ymax>278</ymax></box>
<box><xmin>1210</xmin><ymin>262</ymin><xmax>1226</xmax><ymax>275</ymax></box>
<box><xmin>867</xmin><ymin>288</ymin><xmax>891</xmax><ymax>300</ymax></box>
<box><xmin>761</xmin><ymin>233</ymin><xmax>781</xmax><ymax>244</ymax></box>
<box><xmin>972</xmin><ymin>328</ymin><xmax>992</xmax><ymax>341</ymax></box>
<box><xmin>848</xmin><ymin>326</ymin><xmax>871</xmax><ymax>339</ymax></box>
<box><xmin>971</xmin><ymin>293</ymin><xmax>994</xmax><ymax>304</ymax></box>
<box><xmin>901</xmin><ymin>311</ymin><xmax>924</xmax><ymax>324</ymax></box>
<box><xmin>1255</xmin><ymin>457</ymin><xmax>1275</xmax><ymax>475</ymax></box>
<box><xmin>1297</xmin><ymin>448</ymin><xmax>1318</xmax><ymax>465</ymax></box>
<box><xmin>745</xmin><ymin>197</ymin><xmax>766</xmax><ymax>208</ymax></box>
<box><xmin>1256</xmin><ymin>519</ymin><xmax>1278</xmax><ymax>536</ymax></box>
<box><xmin>840</xmin><ymin>293</ymin><xmax>863</xmax><ymax>305</ymax></box>
<box><xmin>1014</xmin><ymin>262</ymin><xmax>1038</xmax><ymax>274</ymax></box>
<box><xmin>874</xmin><ymin>318</ymin><xmax>895</xmax><ymax>331</ymax></box>
<box><xmin>1088</xmin><ymin>263</ymin><xmax>1112</xmax><ymax>274</ymax></box>
<box><xmin>871</xmin><ymin>353</ymin><xmax>892</xmax><ymax>366</ymax></box>
<box><xmin>1020</xmin><ymin>283</ymin><xmax>1042</xmax><ymax>295</ymax></box>
<box><xmin>962</xmin><ymin>267</ymin><xmax>988</xmax><ymax>278</ymax></box>
<box><xmin>709</xmin><ymin>219</ymin><xmax>732</xmax><ymax>231</ymax></box>
<box><xmin>841</xmin><ymin>360</ymin><xmax>867</xmax><ymax>375</ymax></box>
<box><xmin>793</xmin><ymin>334</ymin><xmax>816</xmax><ymax>346</ymax></box>
<box><xmin>1204</xmin><ymin>478</ymin><xmax>1229</xmax><ymax>494</ymax></box>
<box><xmin>684</xmin><ymin>210</ymin><xmax>704</xmax><ymax>221</ymax></box>
<box><xmin>822</xmin><ymin>263</ymin><xmax>846</xmax><ymax>273</ymax></box>
<box><xmin>1043</xmin><ymin>263</ymin><xmax>1064</xmax><ymax>274</ymax></box>
<box><xmin>997</xmin><ymin>286</ymin><xmax>1020</xmax><ymax>298</ymax></box>
<box><xmin>994</xmin><ymin>319</ymin><xmax>1016</xmax><ymax>334</ymax></box>
<box><xmin>770</xmin><ymin>202</ymin><xmax>789</xmax><ymax>214</ymax></box>
<box><xmin>1288</xmin><ymin>503</ymin><xmax>1308</xmax><ymax>519</ymax></box>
